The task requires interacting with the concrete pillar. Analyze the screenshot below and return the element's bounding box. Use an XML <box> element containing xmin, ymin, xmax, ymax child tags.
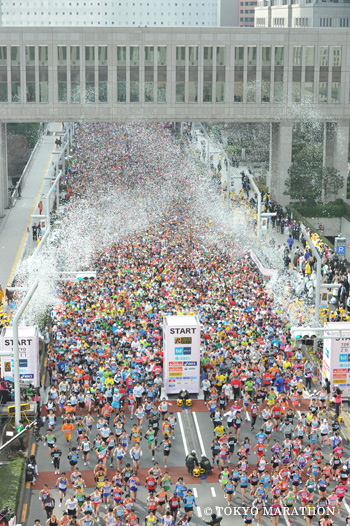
<box><xmin>269</xmin><ymin>121</ymin><xmax>293</xmax><ymax>207</ymax></box>
<box><xmin>0</xmin><ymin>123</ymin><xmax>8</xmax><ymax>218</ymax></box>
<box><xmin>323</xmin><ymin>121</ymin><xmax>349</xmax><ymax>201</ymax></box>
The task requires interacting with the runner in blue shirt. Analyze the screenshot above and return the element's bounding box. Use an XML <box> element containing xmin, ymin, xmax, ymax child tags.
<box><xmin>175</xmin><ymin>478</ymin><xmax>187</xmax><ymax>499</ymax></box>
<box><xmin>182</xmin><ymin>490</ymin><xmax>197</xmax><ymax>521</ymax></box>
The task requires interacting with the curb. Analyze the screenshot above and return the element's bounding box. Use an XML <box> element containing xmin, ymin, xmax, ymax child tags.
<box><xmin>19</xmin><ymin>330</ymin><xmax>49</xmax><ymax>524</ymax></box>
<box><xmin>341</xmin><ymin>410</ymin><xmax>350</xmax><ymax>443</ymax></box>
<box><xmin>17</xmin><ymin>429</ymin><xmax>35</xmax><ymax>524</ymax></box>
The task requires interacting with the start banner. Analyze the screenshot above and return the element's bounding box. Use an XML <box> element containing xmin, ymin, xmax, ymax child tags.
<box><xmin>163</xmin><ymin>315</ymin><xmax>201</xmax><ymax>394</ymax></box>
<box><xmin>0</xmin><ymin>326</ymin><xmax>40</xmax><ymax>387</ymax></box>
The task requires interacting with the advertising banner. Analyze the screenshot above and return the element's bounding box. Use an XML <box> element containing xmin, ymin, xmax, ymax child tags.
<box><xmin>163</xmin><ymin>315</ymin><xmax>201</xmax><ymax>394</ymax></box>
<box><xmin>323</xmin><ymin>322</ymin><xmax>350</xmax><ymax>398</ymax></box>
<box><xmin>0</xmin><ymin>327</ymin><xmax>40</xmax><ymax>387</ymax></box>
<box><xmin>249</xmin><ymin>250</ymin><xmax>278</xmax><ymax>278</ymax></box>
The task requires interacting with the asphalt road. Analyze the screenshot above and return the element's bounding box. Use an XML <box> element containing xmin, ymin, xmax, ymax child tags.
<box><xmin>24</xmin><ymin>396</ymin><xmax>350</xmax><ymax>526</ymax></box>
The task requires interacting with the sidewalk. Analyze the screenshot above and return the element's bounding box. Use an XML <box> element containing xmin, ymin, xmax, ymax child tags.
<box><xmin>190</xmin><ymin>127</ymin><xmax>303</xmax><ymax>258</ymax></box>
<box><xmin>0</xmin><ymin>122</ymin><xmax>62</xmax><ymax>291</ymax></box>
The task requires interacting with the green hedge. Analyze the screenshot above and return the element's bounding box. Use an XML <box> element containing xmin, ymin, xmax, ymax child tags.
<box><xmin>342</xmin><ymin>200</ymin><xmax>350</xmax><ymax>222</ymax></box>
<box><xmin>294</xmin><ymin>200</ymin><xmax>344</xmax><ymax>218</ymax></box>
<box><xmin>0</xmin><ymin>457</ymin><xmax>25</xmax><ymax>513</ymax></box>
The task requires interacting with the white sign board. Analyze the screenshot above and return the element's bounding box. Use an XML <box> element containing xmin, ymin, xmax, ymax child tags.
<box><xmin>163</xmin><ymin>315</ymin><xmax>201</xmax><ymax>394</ymax></box>
<box><xmin>323</xmin><ymin>322</ymin><xmax>350</xmax><ymax>398</ymax></box>
<box><xmin>0</xmin><ymin>327</ymin><xmax>40</xmax><ymax>387</ymax></box>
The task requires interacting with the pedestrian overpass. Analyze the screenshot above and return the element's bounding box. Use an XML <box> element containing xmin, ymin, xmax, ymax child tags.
<box><xmin>0</xmin><ymin>26</ymin><xmax>349</xmax><ymax>214</ymax></box>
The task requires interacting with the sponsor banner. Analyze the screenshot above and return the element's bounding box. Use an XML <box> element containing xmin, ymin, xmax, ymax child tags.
<box><xmin>0</xmin><ymin>327</ymin><xmax>40</xmax><ymax>387</ymax></box>
<box><xmin>249</xmin><ymin>250</ymin><xmax>278</xmax><ymax>278</ymax></box>
<box><xmin>323</xmin><ymin>322</ymin><xmax>350</xmax><ymax>397</ymax></box>
<box><xmin>163</xmin><ymin>316</ymin><xmax>201</xmax><ymax>394</ymax></box>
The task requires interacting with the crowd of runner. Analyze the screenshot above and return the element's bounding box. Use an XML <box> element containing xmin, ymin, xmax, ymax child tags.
<box><xmin>33</xmin><ymin>123</ymin><xmax>348</xmax><ymax>526</ymax></box>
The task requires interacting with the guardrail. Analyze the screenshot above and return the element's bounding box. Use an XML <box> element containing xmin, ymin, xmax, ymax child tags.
<box><xmin>9</xmin><ymin>125</ymin><xmax>48</xmax><ymax>208</ymax></box>
<box><xmin>0</xmin><ymin>420</ymin><xmax>36</xmax><ymax>454</ymax></box>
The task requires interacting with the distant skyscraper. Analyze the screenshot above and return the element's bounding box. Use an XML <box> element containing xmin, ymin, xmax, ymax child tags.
<box><xmin>0</xmin><ymin>0</ymin><xmax>240</xmax><ymax>27</ymax></box>
<box><xmin>255</xmin><ymin>0</ymin><xmax>350</xmax><ymax>28</ymax></box>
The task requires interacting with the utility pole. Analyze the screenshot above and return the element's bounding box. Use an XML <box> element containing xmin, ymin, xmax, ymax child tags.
<box><xmin>13</xmin><ymin>278</ymin><xmax>39</xmax><ymax>426</ymax></box>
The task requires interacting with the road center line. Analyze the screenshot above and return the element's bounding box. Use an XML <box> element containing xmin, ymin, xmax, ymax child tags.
<box><xmin>196</xmin><ymin>507</ymin><xmax>202</xmax><ymax>518</ymax></box>
<box><xmin>193</xmin><ymin>412</ymin><xmax>206</xmax><ymax>457</ymax></box>
<box><xmin>178</xmin><ymin>411</ymin><xmax>189</xmax><ymax>456</ymax></box>
<box><xmin>193</xmin><ymin>488</ymin><xmax>198</xmax><ymax>498</ymax></box>
<box><xmin>211</xmin><ymin>487</ymin><xmax>216</xmax><ymax>498</ymax></box>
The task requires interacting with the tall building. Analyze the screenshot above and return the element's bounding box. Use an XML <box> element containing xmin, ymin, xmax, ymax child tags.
<box><xmin>0</xmin><ymin>0</ymin><xmax>219</xmax><ymax>27</ymax></box>
<box><xmin>239</xmin><ymin>0</ymin><xmax>256</xmax><ymax>26</ymax></box>
<box><xmin>218</xmin><ymin>0</ymin><xmax>239</xmax><ymax>26</ymax></box>
<box><xmin>255</xmin><ymin>0</ymin><xmax>350</xmax><ymax>28</ymax></box>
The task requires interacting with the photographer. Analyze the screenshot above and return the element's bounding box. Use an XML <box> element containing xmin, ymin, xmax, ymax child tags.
<box><xmin>199</xmin><ymin>454</ymin><xmax>212</xmax><ymax>475</ymax></box>
<box><xmin>204</xmin><ymin>513</ymin><xmax>222</xmax><ymax>526</ymax></box>
<box><xmin>185</xmin><ymin>451</ymin><xmax>198</xmax><ymax>474</ymax></box>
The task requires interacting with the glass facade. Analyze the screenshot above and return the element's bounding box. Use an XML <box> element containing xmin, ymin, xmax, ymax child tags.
<box><xmin>176</xmin><ymin>46</ymin><xmax>185</xmax><ymax>103</ymax></box>
<box><xmin>216</xmin><ymin>46</ymin><xmax>225</xmax><ymax>103</ymax></box>
<box><xmin>11</xmin><ymin>46</ymin><xmax>21</xmax><ymax>102</ymax></box>
<box><xmin>70</xmin><ymin>46</ymin><xmax>80</xmax><ymax>103</ymax></box>
<box><xmin>130</xmin><ymin>46</ymin><xmax>139</xmax><ymax>102</ymax></box>
<box><xmin>117</xmin><ymin>46</ymin><xmax>127</xmax><ymax>102</ymax></box>
<box><xmin>261</xmin><ymin>46</ymin><xmax>271</xmax><ymax>103</ymax></box>
<box><xmin>247</xmin><ymin>46</ymin><xmax>256</xmax><ymax>103</ymax></box>
<box><xmin>57</xmin><ymin>45</ymin><xmax>67</xmax><ymax>102</ymax></box>
<box><xmin>203</xmin><ymin>46</ymin><xmax>213</xmax><ymax>103</ymax></box>
<box><xmin>305</xmin><ymin>46</ymin><xmax>314</xmax><ymax>103</ymax></box>
<box><xmin>0</xmin><ymin>43</ymin><xmax>344</xmax><ymax>110</ymax></box>
<box><xmin>39</xmin><ymin>46</ymin><xmax>48</xmax><ymax>103</ymax></box>
<box><xmin>319</xmin><ymin>46</ymin><xmax>329</xmax><ymax>103</ymax></box>
<box><xmin>144</xmin><ymin>46</ymin><xmax>154</xmax><ymax>103</ymax></box>
<box><xmin>332</xmin><ymin>46</ymin><xmax>341</xmax><ymax>103</ymax></box>
<box><xmin>0</xmin><ymin>47</ymin><xmax>7</xmax><ymax>103</ymax></box>
<box><xmin>157</xmin><ymin>46</ymin><xmax>167</xmax><ymax>103</ymax></box>
<box><xmin>25</xmin><ymin>46</ymin><xmax>35</xmax><ymax>102</ymax></box>
<box><xmin>85</xmin><ymin>46</ymin><xmax>95</xmax><ymax>103</ymax></box>
<box><xmin>188</xmin><ymin>46</ymin><xmax>198</xmax><ymax>103</ymax></box>
<box><xmin>234</xmin><ymin>46</ymin><xmax>244</xmax><ymax>102</ymax></box>
<box><xmin>274</xmin><ymin>46</ymin><xmax>284</xmax><ymax>103</ymax></box>
<box><xmin>98</xmin><ymin>46</ymin><xmax>108</xmax><ymax>102</ymax></box>
<box><xmin>292</xmin><ymin>46</ymin><xmax>302</xmax><ymax>103</ymax></box>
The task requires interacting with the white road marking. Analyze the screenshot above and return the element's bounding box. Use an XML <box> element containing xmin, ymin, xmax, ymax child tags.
<box><xmin>282</xmin><ymin>510</ymin><xmax>290</xmax><ymax>526</ymax></box>
<box><xmin>193</xmin><ymin>488</ymin><xmax>198</xmax><ymax>498</ymax></box>
<box><xmin>245</xmin><ymin>413</ymin><xmax>251</xmax><ymax>422</ymax></box>
<box><xmin>211</xmin><ymin>487</ymin><xmax>216</xmax><ymax>498</ymax></box>
<box><xmin>196</xmin><ymin>507</ymin><xmax>202</xmax><ymax>518</ymax></box>
<box><xmin>344</xmin><ymin>497</ymin><xmax>350</xmax><ymax>514</ymax></box>
<box><xmin>178</xmin><ymin>412</ymin><xmax>189</xmax><ymax>456</ymax></box>
<box><xmin>193</xmin><ymin>412</ymin><xmax>206</xmax><ymax>457</ymax></box>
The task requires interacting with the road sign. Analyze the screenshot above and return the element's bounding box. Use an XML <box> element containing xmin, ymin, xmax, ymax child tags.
<box><xmin>335</xmin><ymin>236</ymin><xmax>346</xmax><ymax>255</ymax></box>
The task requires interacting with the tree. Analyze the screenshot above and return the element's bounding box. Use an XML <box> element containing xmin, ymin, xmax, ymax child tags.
<box><xmin>284</xmin><ymin>162</ymin><xmax>318</xmax><ymax>204</ymax></box>
<box><xmin>285</xmin><ymin>147</ymin><xmax>344</xmax><ymax>204</ymax></box>
<box><xmin>7</xmin><ymin>134</ymin><xmax>28</xmax><ymax>178</ymax></box>
<box><xmin>293</xmin><ymin>144</ymin><xmax>323</xmax><ymax>170</ymax></box>
<box><xmin>292</xmin><ymin>122</ymin><xmax>323</xmax><ymax>162</ymax></box>
<box><xmin>7</xmin><ymin>123</ymin><xmax>40</xmax><ymax>149</ymax></box>
<box><xmin>318</xmin><ymin>166</ymin><xmax>344</xmax><ymax>202</ymax></box>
